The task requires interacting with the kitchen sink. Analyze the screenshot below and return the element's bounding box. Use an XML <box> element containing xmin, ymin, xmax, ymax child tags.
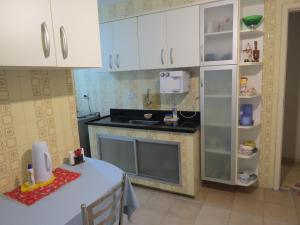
<box><xmin>129</xmin><ymin>120</ymin><xmax>160</xmax><ymax>125</ymax></box>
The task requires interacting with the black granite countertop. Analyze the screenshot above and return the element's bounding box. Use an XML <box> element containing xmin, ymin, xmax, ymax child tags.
<box><xmin>86</xmin><ymin>109</ymin><xmax>201</xmax><ymax>133</ymax></box>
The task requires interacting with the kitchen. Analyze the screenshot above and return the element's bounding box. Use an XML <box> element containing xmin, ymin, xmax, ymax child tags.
<box><xmin>1</xmin><ymin>0</ymin><xmax>300</xmax><ymax>225</ymax></box>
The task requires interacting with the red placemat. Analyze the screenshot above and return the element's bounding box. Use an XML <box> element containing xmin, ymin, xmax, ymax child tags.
<box><xmin>4</xmin><ymin>168</ymin><xmax>81</xmax><ymax>206</ymax></box>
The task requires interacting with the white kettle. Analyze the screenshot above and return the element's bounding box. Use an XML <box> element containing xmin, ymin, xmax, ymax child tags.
<box><xmin>32</xmin><ymin>141</ymin><xmax>53</xmax><ymax>183</ymax></box>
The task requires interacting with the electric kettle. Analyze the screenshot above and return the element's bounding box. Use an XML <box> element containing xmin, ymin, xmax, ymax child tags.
<box><xmin>32</xmin><ymin>141</ymin><xmax>53</xmax><ymax>183</ymax></box>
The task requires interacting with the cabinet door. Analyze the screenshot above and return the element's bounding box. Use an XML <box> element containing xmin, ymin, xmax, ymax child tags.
<box><xmin>200</xmin><ymin>66</ymin><xmax>237</xmax><ymax>184</ymax></box>
<box><xmin>166</xmin><ymin>6</ymin><xmax>200</xmax><ymax>68</ymax></box>
<box><xmin>112</xmin><ymin>18</ymin><xmax>139</xmax><ymax>71</ymax></box>
<box><xmin>99</xmin><ymin>23</ymin><xmax>114</xmax><ymax>72</ymax></box>
<box><xmin>50</xmin><ymin>0</ymin><xmax>101</xmax><ymax>67</ymax></box>
<box><xmin>138</xmin><ymin>12</ymin><xmax>167</xmax><ymax>70</ymax></box>
<box><xmin>0</xmin><ymin>0</ymin><xmax>56</xmax><ymax>67</ymax></box>
<box><xmin>200</xmin><ymin>0</ymin><xmax>237</xmax><ymax>66</ymax></box>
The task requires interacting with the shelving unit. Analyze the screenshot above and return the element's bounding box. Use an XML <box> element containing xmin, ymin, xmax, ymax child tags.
<box><xmin>236</xmin><ymin>0</ymin><xmax>264</xmax><ymax>187</ymax></box>
<box><xmin>204</xmin><ymin>30</ymin><xmax>233</xmax><ymax>37</ymax></box>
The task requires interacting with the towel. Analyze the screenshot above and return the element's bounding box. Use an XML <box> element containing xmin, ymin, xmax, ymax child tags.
<box><xmin>123</xmin><ymin>174</ymin><xmax>140</xmax><ymax>220</ymax></box>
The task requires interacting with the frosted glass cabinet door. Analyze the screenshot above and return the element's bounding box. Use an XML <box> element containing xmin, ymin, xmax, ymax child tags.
<box><xmin>200</xmin><ymin>0</ymin><xmax>237</xmax><ymax>66</ymax></box>
<box><xmin>200</xmin><ymin>66</ymin><xmax>237</xmax><ymax>184</ymax></box>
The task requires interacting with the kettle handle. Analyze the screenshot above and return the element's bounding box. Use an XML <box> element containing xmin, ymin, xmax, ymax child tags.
<box><xmin>44</xmin><ymin>152</ymin><xmax>52</xmax><ymax>172</ymax></box>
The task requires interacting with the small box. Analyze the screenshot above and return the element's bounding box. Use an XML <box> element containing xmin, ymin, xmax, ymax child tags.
<box><xmin>160</xmin><ymin>71</ymin><xmax>190</xmax><ymax>94</ymax></box>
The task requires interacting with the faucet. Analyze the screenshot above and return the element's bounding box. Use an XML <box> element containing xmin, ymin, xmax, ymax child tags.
<box><xmin>146</xmin><ymin>88</ymin><xmax>152</xmax><ymax>106</ymax></box>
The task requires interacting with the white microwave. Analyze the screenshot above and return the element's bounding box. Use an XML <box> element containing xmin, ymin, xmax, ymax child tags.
<box><xmin>160</xmin><ymin>71</ymin><xmax>190</xmax><ymax>94</ymax></box>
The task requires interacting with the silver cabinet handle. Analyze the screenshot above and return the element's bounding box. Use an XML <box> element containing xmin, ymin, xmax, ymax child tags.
<box><xmin>200</xmin><ymin>44</ymin><xmax>204</xmax><ymax>62</ymax></box>
<box><xmin>41</xmin><ymin>22</ymin><xmax>50</xmax><ymax>58</ymax></box>
<box><xmin>161</xmin><ymin>49</ymin><xmax>164</xmax><ymax>65</ymax></box>
<box><xmin>109</xmin><ymin>54</ymin><xmax>113</xmax><ymax>69</ymax></box>
<box><xmin>60</xmin><ymin>26</ymin><xmax>68</xmax><ymax>59</ymax></box>
<box><xmin>201</xmin><ymin>79</ymin><xmax>204</xmax><ymax>87</ymax></box>
<box><xmin>116</xmin><ymin>54</ymin><xmax>120</xmax><ymax>68</ymax></box>
<box><xmin>170</xmin><ymin>48</ymin><xmax>174</xmax><ymax>64</ymax></box>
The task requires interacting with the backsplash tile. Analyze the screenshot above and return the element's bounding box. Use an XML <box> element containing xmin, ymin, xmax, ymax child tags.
<box><xmin>0</xmin><ymin>69</ymin><xmax>79</xmax><ymax>193</ymax></box>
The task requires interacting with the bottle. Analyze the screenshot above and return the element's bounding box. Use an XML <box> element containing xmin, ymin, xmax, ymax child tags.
<box><xmin>253</xmin><ymin>41</ymin><xmax>260</xmax><ymax>62</ymax></box>
<box><xmin>172</xmin><ymin>104</ymin><xmax>178</xmax><ymax>120</ymax></box>
<box><xmin>69</xmin><ymin>151</ymin><xmax>75</xmax><ymax>166</ymax></box>
<box><xmin>27</xmin><ymin>164</ymin><xmax>35</xmax><ymax>185</ymax></box>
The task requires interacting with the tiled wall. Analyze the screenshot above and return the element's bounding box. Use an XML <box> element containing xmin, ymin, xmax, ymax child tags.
<box><xmin>0</xmin><ymin>69</ymin><xmax>79</xmax><ymax>193</ymax></box>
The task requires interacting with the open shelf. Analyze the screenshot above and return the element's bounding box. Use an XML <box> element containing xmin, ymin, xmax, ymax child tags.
<box><xmin>239</xmin><ymin>94</ymin><xmax>261</xmax><ymax>99</ymax></box>
<box><xmin>239</xmin><ymin>62</ymin><xmax>263</xmax><ymax>67</ymax></box>
<box><xmin>238</xmin><ymin>152</ymin><xmax>258</xmax><ymax>159</ymax></box>
<box><xmin>205</xmin><ymin>30</ymin><xmax>233</xmax><ymax>37</ymax></box>
<box><xmin>237</xmin><ymin>178</ymin><xmax>258</xmax><ymax>187</ymax></box>
<box><xmin>240</xmin><ymin>30</ymin><xmax>264</xmax><ymax>38</ymax></box>
<box><xmin>238</xmin><ymin>123</ymin><xmax>261</xmax><ymax>129</ymax></box>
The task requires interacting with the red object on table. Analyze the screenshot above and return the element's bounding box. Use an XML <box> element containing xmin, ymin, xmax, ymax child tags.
<box><xmin>4</xmin><ymin>168</ymin><xmax>81</xmax><ymax>206</ymax></box>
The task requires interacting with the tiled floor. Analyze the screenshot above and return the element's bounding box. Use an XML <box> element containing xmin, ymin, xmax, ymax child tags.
<box><xmin>125</xmin><ymin>184</ymin><xmax>300</xmax><ymax>225</ymax></box>
<box><xmin>281</xmin><ymin>162</ymin><xmax>300</xmax><ymax>189</ymax></box>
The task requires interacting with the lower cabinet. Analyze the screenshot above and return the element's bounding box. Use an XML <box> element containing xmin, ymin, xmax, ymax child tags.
<box><xmin>98</xmin><ymin>135</ymin><xmax>180</xmax><ymax>184</ymax></box>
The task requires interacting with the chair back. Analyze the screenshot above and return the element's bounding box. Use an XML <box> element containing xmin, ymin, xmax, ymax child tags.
<box><xmin>81</xmin><ymin>173</ymin><xmax>126</xmax><ymax>225</ymax></box>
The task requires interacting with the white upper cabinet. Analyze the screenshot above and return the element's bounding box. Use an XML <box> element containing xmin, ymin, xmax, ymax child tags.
<box><xmin>99</xmin><ymin>23</ymin><xmax>114</xmax><ymax>72</ymax></box>
<box><xmin>0</xmin><ymin>0</ymin><xmax>101</xmax><ymax>68</ymax></box>
<box><xmin>0</xmin><ymin>0</ymin><xmax>56</xmax><ymax>67</ymax></box>
<box><xmin>112</xmin><ymin>18</ymin><xmax>139</xmax><ymax>72</ymax></box>
<box><xmin>166</xmin><ymin>6</ymin><xmax>200</xmax><ymax>68</ymax></box>
<box><xmin>138</xmin><ymin>13</ymin><xmax>167</xmax><ymax>70</ymax></box>
<box><xmin>200</xmin><ymin>0</ymin><xmax>237</xmax><ymax>66</ymax></box>
<box><xmin>51</xmin><ymin>0</ymin><xmax>101</xmax><ymax>67</ymax></box>
<box><xmin>138</xmin><ymin>6</ymin><xmax>200</xmax><ymax>70</ymax></box>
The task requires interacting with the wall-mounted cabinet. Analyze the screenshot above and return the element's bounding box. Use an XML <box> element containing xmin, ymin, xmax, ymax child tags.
<box><xmin>100</xmin><ymin>18</ymin><xmax>139</xmax><ymax>72</ymax></box>
<box><xmin>0</xmin><ymin>0</ymin><xmax>101</xmax><ymax>68</ymax></box>
<box><xmin>200</xmin><ymin>0</ymin><xmax>238</xmax><ymax>66</ymax></box>
<box><xmin>138</xmin><ymin>6</ymin><xmax>200</xmax><ymax>70</ymax></box>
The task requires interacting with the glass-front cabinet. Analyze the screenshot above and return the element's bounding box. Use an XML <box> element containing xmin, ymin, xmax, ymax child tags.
<box><xmin>200</xmin><ymin>0</ymin><xmax>238</xmax><ymax>66</ymax></box>
<box><xmin>200</xmin><ymin>66</ymin><xmax>237</xmax><ymax>184</ymax></box>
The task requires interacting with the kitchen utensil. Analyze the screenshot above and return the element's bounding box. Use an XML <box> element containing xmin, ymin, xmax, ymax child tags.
<box><xmin>242</xmin><ymin>15</ymin><xmax>263</xmax><ymax>30</ymax></box>
<box><xmin>32</xmin><ymin>141</ymin><xmax>53</xmax><ymax>183</ymax></box>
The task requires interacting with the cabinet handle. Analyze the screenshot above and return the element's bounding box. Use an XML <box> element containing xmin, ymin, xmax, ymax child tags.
<box><xmin>41</xmin><ymin>22</ymin><xmax>50</xmax><ymax>58</ymax></box>
<box><xmin>60</xmin><ymin>26</ymin><xmax>68</xmax><ymax>59</ymax></box>
<box><xmin>200</xmin><ymin>44</ymin><xmax>204</xmax><ymax>62</ymax></box>
<box><xmin>170</xmin><ymin>48</ymin><xmax>174</xmax><ymax>64</ymax></box>
<box><xmin>161</xmin><ymin>49</ymin><xmax>164</xmax><ymax>65</ymax></box>
<box><xmin>116</xmin><ymin>54</ymin><xmax>120</xmax><ymax>68</ymax></box>
<box><xmin>201</xmin><ymin>79</ymin><xmax>204</xmax><ymax>87</ymax></box>
<box><xmin>109</xmin><ymin>54</ymin><xmax>113</xmax><ymax>69</ymax></box>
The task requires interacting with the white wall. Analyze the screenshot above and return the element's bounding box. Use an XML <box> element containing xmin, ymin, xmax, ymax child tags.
<box><xmin>282</xmin><ymin>12</ymin><xmax>300</xmax><ymax>161</ymax></box>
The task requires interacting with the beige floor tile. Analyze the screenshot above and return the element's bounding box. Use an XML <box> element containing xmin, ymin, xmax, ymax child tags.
<box><xmin>193</xmin><ymin>186</ymin><xmax>209</xmax><ymax>203</ymax></box>
<box><xmin>296</xmin><ymin>207</ymin><xmax>300</xmax><ymax>225</ymax></box>
<box><xmin>168</xmin><ymin>198</ymin><xmax>202</xmax><ymax>221</ymax></box>
<box><xmin>235</xmin><ymin>186</ymin><xmax>264</xmax><ymax>201</ymax></box>
<box><xmin>232</xmin><ymin>196</ymin><xmax>263</xmax><ymax>217</ymax></box>
<box><xmin>194</xmin><ymin>205</ymin><xmax>230</xmax><ymax>225</ymax></box>
<box><xmin>229</xmin><ymin>212</ymin><xmax>263</xmax><ymax>225</ymax></box>
<box><xmin>129</xmin><ymin>208</ymin><xmax>165</xmax><ymax>225</ymax></box>
<box><xmin>263</xmin><ymin>203</ymin><xmax>298</xmax><ymax>225</ymax></box>
<box><xmin>144</xmin><ymin>192</ymin><xmax>175</xmax><ymax>213</ymax></box>
<box><xmin>133</xmin><ymin>186</ymin><xmax>154</xmax><ymax>207</ymax></box>
<box><xmin>204</xmin><ymin>189</ymin><xmax>234</xmax><ymax>209</ymax></box>
<box><xmin>160</xmin><ymin>214</ymin><xmax>195</xmax><ymax>225</ymax></box>
<box><xmin>293</xmin><ymin>192</ymin><xmax>300</xmax><ymax>208</ymax></box>
<box><xmin>264</xmin><ymin>189</ymin><xmax>295</xmax><ymax>207</ymax></box>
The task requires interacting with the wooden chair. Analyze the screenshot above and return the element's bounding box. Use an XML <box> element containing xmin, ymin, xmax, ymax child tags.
<box><xmin>81</xmin><ymin>174</ymin><xmax>126</xmax><ymax>225</ymax></box>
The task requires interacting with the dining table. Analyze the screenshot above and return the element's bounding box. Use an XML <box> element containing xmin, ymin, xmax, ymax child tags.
<box><xmin>0</xmin><ymin>157</ymin><xmax>137</xmax><ymax>225</ymax></box>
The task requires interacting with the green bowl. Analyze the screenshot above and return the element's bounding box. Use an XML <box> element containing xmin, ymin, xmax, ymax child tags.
<box><xmin>242</xmin><ymin>15</ymin><xmax>263</xmax><ymax>27</ymax></box>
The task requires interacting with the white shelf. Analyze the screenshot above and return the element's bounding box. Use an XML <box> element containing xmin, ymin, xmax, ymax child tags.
<box><xmin>240</xmin><ymin>30</ymin><xmax>264</xmax><ymax>38</ymax></box>
<box><xmin>239</xmin><ymin>94</ymin><xmax>261</xmax><ymax>99</ymax></box>
<box><xmin>205</xmin><ymin>94</ymin><xmax>232</xmax><ymax>98</ymax></box>
<box><xmin>239</xmin><ymin>62</ymin><xmax>263</xmax><ymax>67</ymax></box>
<box><xmin>237</xmin><ymin>178</ymin><xmax>258</xmax><ymax>187</ymax></box>
<box><xmin>204</xmin><ymin>30</ymin><xmax>233</xmax><ymax>37</ymax></box>
<box><xmin>238</xmin><ymin>152</ymin><xmax>258</xmax><ymax>159</ymax></box>
<box><xmin>238</xmin><ymin>123</ymin><xmax>261</xmax><ymax>129</ymax></box>
<box><xmin>206</xmin><ymin>149</ymin><xmax>231</xmax><ymax>155</ymax></box>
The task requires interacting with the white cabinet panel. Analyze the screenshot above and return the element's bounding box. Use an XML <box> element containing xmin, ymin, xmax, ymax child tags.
<box><xmin>112</xmin><ymin>18</ymin><xmax>139</xmax><ymax>71</ymax></box>
<box><xmin>51</xmin><ymin>0</ymin><xmax>101</xmax><ymax>67</ymax></box>
<box><xmin>167</xmin><ymin>6</ymin><xmax>200</xmax><ymax>68</ymax></box>
<box><xmin>99</xmin><ymin>23</ymin><xmax>114</xmax><ymax>72</ymax></box>
<box><xmin>0</xmin><ymin>0</ymin><xmax>56</xmax><ymax>67</ymax></box>
<box><xmin>138</xmin><ymin>13</ymin><xmax>167</xmax><ymax>70</ymax></box>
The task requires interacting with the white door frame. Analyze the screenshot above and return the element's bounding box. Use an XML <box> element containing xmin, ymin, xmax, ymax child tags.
<box><xmin>273</xmin><ymin>3</ymin><xmax>300</xmax><ymax>190</ymax></box>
